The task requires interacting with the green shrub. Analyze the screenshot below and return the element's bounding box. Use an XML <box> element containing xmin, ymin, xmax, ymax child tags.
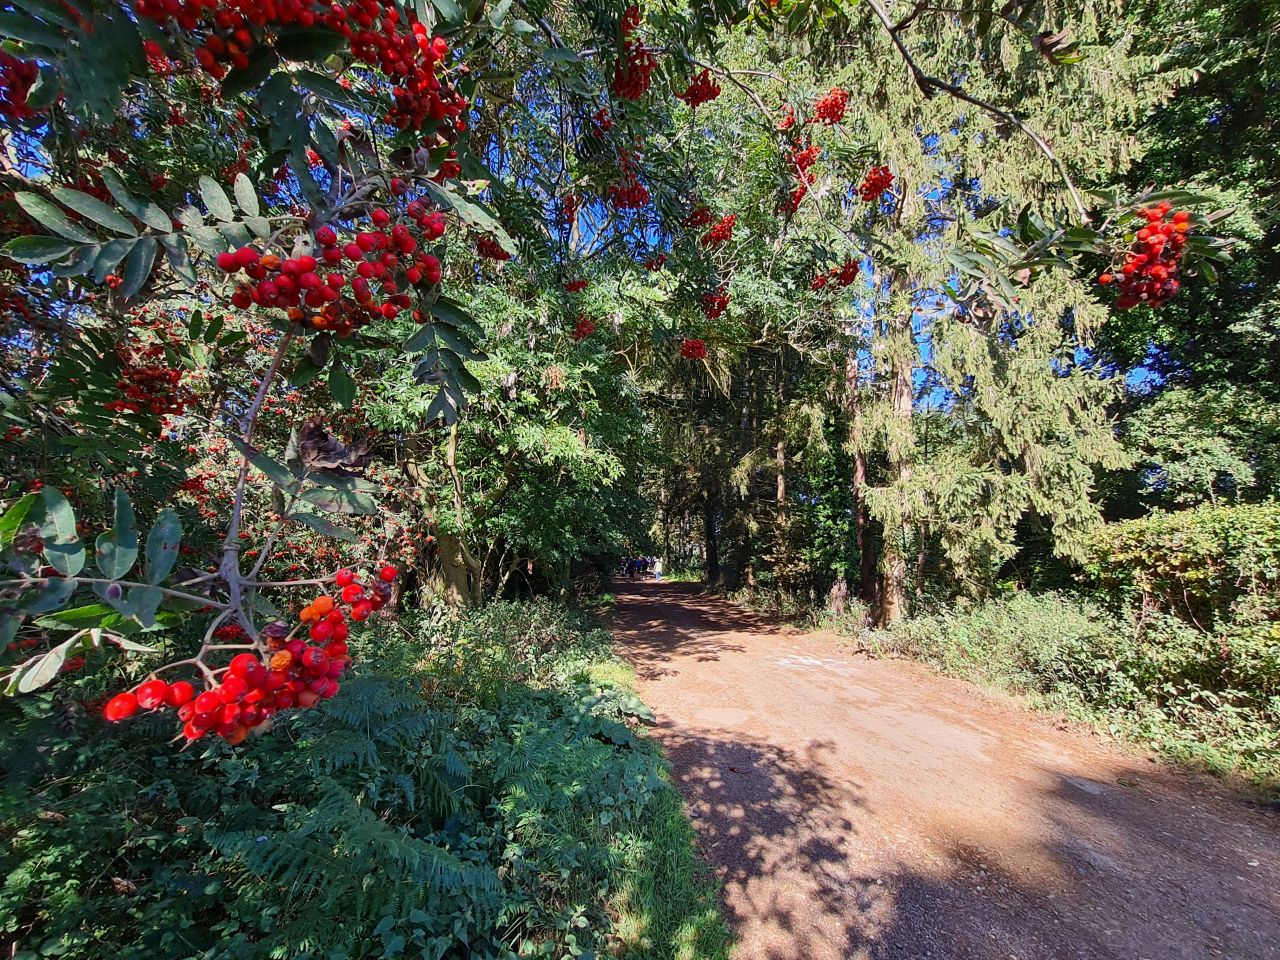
<box><xmin>0</xmin><ymin>601</ymin><xmax>730</xmax><ymax>960</ymax></box>
<box><xmin>869</xmin><ymin>592</ymin><xmax>1280</xmax><ymax>792</ymax></box>
<box><xmin>1083</xmin><ymin>502</ymin><xmax>1280</xmax><ymax>625</ymax></box>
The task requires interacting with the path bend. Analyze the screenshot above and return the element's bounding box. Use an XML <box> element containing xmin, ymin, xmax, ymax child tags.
<box><xmin>612</xmin><ymin>580</ymin><xmax>1280</xmax><ymax>960</ymax></box>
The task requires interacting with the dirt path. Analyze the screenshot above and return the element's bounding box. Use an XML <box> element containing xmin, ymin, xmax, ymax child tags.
<box><xmin>611</xmin><ymin>580</ymin><xmax>1280</xmax><ymax>960</ymax></box>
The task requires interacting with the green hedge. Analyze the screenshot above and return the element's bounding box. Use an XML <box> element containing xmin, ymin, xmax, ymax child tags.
<box><xmin>1083</xmin><ymin>502</ymin><xmax>1280</xmax><ymax>625</ymax></box>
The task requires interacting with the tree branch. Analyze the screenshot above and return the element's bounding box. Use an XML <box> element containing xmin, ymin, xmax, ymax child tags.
<box><xmin>862</xmin><ymin>0</ymin><xmax>1090</xmax><ymax>224</ymax></box>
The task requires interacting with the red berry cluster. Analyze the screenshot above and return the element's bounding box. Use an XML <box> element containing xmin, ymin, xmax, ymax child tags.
<box><xmin>859</xmin><ymin>166</ymin><xmax>894</xmax><ymax>202</ymax></box>
<box><xmin>676</xmin><ymin>69</ymin><xmax>721</xmax><ymax>108</ymax></box>
<box><xmin>682</xmin><ymin>205</ymin><xmax>715</xmax><ymax>229</ymax></box>
<box><xmin>680</xmin><ymin>338</ymin><xmax>707</xmax><ymax>360</ymax></box>
<box><xmin>573</xmin><ymin>315</ymin><xmax>597</xmax><ymax>340</ymax></box>
<box><xmin>1098</xmin><ymin>203</ymin><xmax>1190</xmax><ymax>310</ymax></box>
<box><xmin>620</xmin><ymin>4</ymin><xmax>642</xmax><ymax>34</ymax></box>
<box><xmin>785</xmin><ymin>142</ymin><xmax>821</xmax><ymax>213</ymax></box>
<box><xmin>608</xmin><ymin>151</ymin><xmax>649</xmax><ymax>210</ymax></box>
<box><xmin>810</xmin><ymin>258</ymin><xmax>860</xmax><ymax>291</ymax></box>
<box><xmin>564</xmin><ymin>279</ymin><xmax>590</xmax><ymax>293</ymax></box>
<box><xmin>701</xmin><ymin>287</ymin><xmax>729</xmax><ymax>319</ymax></box>
<box><xmin>613</xmin><ymin>41</ymin><xmax>657</xmax><ymax>100</ymax></box>
<box><xmin>591</xmin><ymin>108</ymin><xmax>614</xmax><ymax>137</ymax></box>
<box><xmin>559</xmin><ymin>194</ymin><xmax>579</xmax><ymax>225</ymax></box>
<box><xmin>133</xmin><ymin>0</ymin><xmax>465</xmax><ymax>133</ymax></box>
<box><xmin>216</xmin><ymin>202</ymin><xmax>446</xmax><ymax>335</ymax></box>
<box><xmin>811</xmin><ymin>87</ymin><xmax>849</xmax><ymax>126</ymax></box>
<box><xmin>700</xmin><ymin>214</ymin><xmax>736</xmax><ymax>248</ymax></box>
<box><xmin>778</xmin><ymin>104</ymin><xmax>797</xmax><ymax>131</ymax></box>
<box><xmin>476</xmin><ymin>235</ymin><xmax>511</xmax><ymax>261</ymax></box>
<box><xmin>106</xmin><ymin>346</ymin><xmax>187</xmax><ymax>416</ymax></box>
<box><xmin>103</xmin><ymin>565</ymin><xmax>398</xmax><ymax>744</ymax></box>
<box><xmin>0</xmin><ymin>52</ymin><xmax>39</xmax><ymax>121</ymax></box>
<box><xmin>644</xmin><ymin>253</ymin><xmax>667</xmax><ymax>271</ymax></box>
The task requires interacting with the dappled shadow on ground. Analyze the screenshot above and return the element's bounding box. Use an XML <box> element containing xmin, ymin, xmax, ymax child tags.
<box><xmin>611</xmin><ymin>580</ymin><xmax>781</xmax><ymax>679</ymax></box>
<box><xmin>655</xmin><ymin>725</ymin><xmax>1280</xmax><ymax>960</ymax></box>
<box><xmin>613</xmin><ymin>580</ymin><xmax>1280</xmax><ymax>960</ymax></box>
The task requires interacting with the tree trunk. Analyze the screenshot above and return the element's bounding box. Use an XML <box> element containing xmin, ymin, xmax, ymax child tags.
<box><xmin>847</xmin><ymin>344</ymin><xmax>875</xmax><ymax>604</ymax></box>
<box><xmin>879</xmin><ymin>309</ymin><xmax>915</xmax><ymax>626</ymax></box>
<box><xmin>703</xmin><ymin>492</ymin><xmax>720</xmax><ymax>586</ymax></box>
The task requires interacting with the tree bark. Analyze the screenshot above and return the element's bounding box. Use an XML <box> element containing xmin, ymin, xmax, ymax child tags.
<box><xmin>703</xmin><ymin>490</ymin><xmax>720</xmax><ymax>586</ymax></box>
<box><xmin>847</xmin><ymin>343</ymin><xmax>875</xmax><ymax>604</ymax></box>
<box><xmin>879</xmin><ymin>309</ymin><xmax>915</xmax><ymax>626</ymax></box>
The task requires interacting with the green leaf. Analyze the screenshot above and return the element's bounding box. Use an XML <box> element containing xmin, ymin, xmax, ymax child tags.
<box><xmin>276</xmin><ymin>27</ymin><xmax>348</xmax><ymax>60</ymax></box>
<box><xmin>430</xmin><ymin>296</ymin><xmax>485</xmax><ymax>338</ymax></box>
<box><xmin>3</xmin><ymin>235</ymin><xmax>79</xmax><ymax>264</ymax></box>
<box><xmin>100</xmin><ymin>168</ymin><xmax>172</xmax><ymax>232</ymax></box>
<box><xmin>421</xmin><ymin>181</ymin><xmax>516</xmax><ymax>255</ymax></box>
<box><xmin>0</xmin><ymin>11</ymin><xmax>65</xmax><ymax>49</ymax></box>
<box><xmin>34</xmin><ymin>603</ymin><xmax>115</xmax><ymax>630</ymax></box>
<box><xmin>22</xmin><ymin>577</ymin><xmax>77</xmax><ymax>615</ymax></box>
<box><xmin>402</xmin><ymin>323</ymin><xmax>435</xmax><ymax>353</ymax></box>
<box><xmin>120</xmin><ymin>236</ymin><xmax>158</xmax><ymax>300</ymax></box>
<box><xmin>0</xmin><ymin>493</ymin><xmax>36</xmax><ymax>552</ymax></box>
<box><xmin>14</xmin><ymin>192</ymin><xmax>98</xmax><ymax>242</ymax></box>
<box><xmin>51</xmin><ymin>187</ymin><xmax>137</xmax><ymax>236</ymax></box>
<box><xmin>199</xmin><ymin>176</ymin><xmax>235</xmax><ymax>222</ymax></box>
<box><xmin>233</xmin><ymin>173</ymin><xmax>260</xmax><ymax>217</ymax></box>
<box><xmin>221</xmin><ymin>44</ymin><xmax>280</xmax><ymax>98</ymax></box>
<box><xmin>329</xmin><ymin>360</ymin><xmax>355</xmax><ymax>409</ymax></box>
<box><xmin>434</xmin><ymin>322</ymin><xmax>485</xmax><ymax>361</ymax></box>
<box><xmin>95</xmin><ymin>488</ymin><xmax>138</xmax><ymax>580</ymax></box>
<box><xmin>289</xmin><ymin>511</ymin><xmax>358</xmax><ymax>542</ymax></box>
<box><xmin>37</xmin><ymin>487</ymin><xmax>84</xmax><ymax>577</ymax></box>
<box><xmin>289</xmin><ymin>355</ymin><xmax>328</xmax><ymax>386</ymax></box>
<box><xmin>12</xmin><ymin>634</ymin><xmax>85</xmax><ymax>694</ymax></box>
<box><xmin>301</xmin><ymin>488</ymin><xmax>379</xmax><ymax>515</ymax></box>
<box><xmin>127</xmin><ymin>585</ymin><xmax>163</xmax><ymax>627</ymax></box>
<box><xmin>230</xmin><ymin>436</ymin><xmax>298</xmax><ymax>489</ymax></box>
<box><xmin>429</xmin><ymin>0</ymin><xmax>463</xmax><ymax>25</ymax></box>
<box><xmin>92</xmin><ymin>239</ymin><xmax>135</xmax><ymax>284</ymax></box>
<box><xmin>145</xmin><ymin>508</ymin><xmax>182</xmax><ymax>584</ymax></box>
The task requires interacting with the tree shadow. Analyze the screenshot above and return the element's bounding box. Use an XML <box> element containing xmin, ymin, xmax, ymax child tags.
<box><xmin>648</xmin><ymin>714</ymin><xmax>1280</xmax><ymax>960</ymax></box>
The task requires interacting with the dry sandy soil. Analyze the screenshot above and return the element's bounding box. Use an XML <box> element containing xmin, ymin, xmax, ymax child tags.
<box><xmin>611</xmin><ymin>580</ymin><xmax>1280</xmax><ymax>960</ymax></box>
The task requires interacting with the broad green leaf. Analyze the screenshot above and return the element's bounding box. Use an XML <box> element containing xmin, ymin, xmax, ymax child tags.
<box><xmin>51</xmin><ymin>187</ymin><xmax>137</xmax><ymax>236</ymax></box>
<box><xmin>14</xmin><ymin>192</ymin><xmax>98</xmax><ymax>242</ymax></box>
<box><xmin>127</xmin><ymin>585</ymin><xmax>163</xmax><ymax>627</ymax></box>
<box><xmin>3</xmin><ymin>235</ymin><xmax>79</xmax><ymax>264</ymax></box>
<box><xmin>95</xmin><ymin>488</ymin><xmax>138</xmax><ymax>579</ymax></box>
<box><xmin>289</xmin><ymin>511</ymin><xmax>358</xmax><ymax>542</ymax></box>
<box><xmin>329</xmin><ymin>360</ymin><xmax>356</xmax><ymax>409</ymax></box>
<box><xmin>275</xmin><ymin>27</ymin><xmax>348</xmax><ymax>60</ymax></box>
<box><xmin>12</xmin><ymin>634</ymin><xmax>85</xmax><ymax>694</ymax></box>
<box><xmin>34</xmin><ymin>603</ymin><xmax>114</xmax><ymax>630</ymax></box>
<box><xmin>233</xmin><ymin>173</ymin><xmax>259</xmax><ymax>217</ymax></box>
<box><xmin>301</xmin><ymin>488</ymin><xmax>379</xmax><ymax>515</ymax></box>
<box><xmin>0</xmin><ymin>11</ymin><xmax>64</xmax><ymax>49</ymax></box>
<box><xmin>37</xmin><ymin>487</ymin><xmax>84</xmax><ymax>577</ymax></box>
<box><xmin>120</xmin><ymin>236</ymin><xmax>158</xmax><ymax>300</ymax></box>
<box><xmin>23</xmin><ymin>577</ymin><xmax>77</xmax><ymax>615</ymax></box>
<box><xmin>92</xmin><ymin>238</ymin><xmax>136</xmax><ymax>284</ymax></box>
<box><xmin>199</xmin><ymin>176</ymin><xmax>235</xmax><ymax>222</ymax></box>
<box><xmin>403</xmin><ymin>323</ymin><xmax>435</xmax><ymax>353</ymax></box>
<box><xmin>145</xmin><ymin>508</ymin><xmax>182</xmax><ymax>584</ymax></box>
<box><xmin>100</xmin><ymin>168</ymin><xmax>172</xmax><ymax>231</ymax></box>
<box><xmin>230</xmin><ymin>436</ymin><xmax>298</xmax><ymax>489</ymax></box>
<box><xmin>421</xmin><ymin>181</ymin><xmax>516</xmax><ymax>254</ymax></box>
<box><xmin>430</xmin><ymin>296</ymin><xmax>485</xmax><ymax>337</ymax></box>
<box><xmin>0</xmin><ymin>493</ymin><xmax>36</xmax><ymax>552</ymax></box>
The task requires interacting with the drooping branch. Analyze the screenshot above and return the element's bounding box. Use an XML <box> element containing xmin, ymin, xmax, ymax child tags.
<box><xmin>862</xmin><ymin>0</ymin><xmax>1091</xmax><ymax>224</ymax></box>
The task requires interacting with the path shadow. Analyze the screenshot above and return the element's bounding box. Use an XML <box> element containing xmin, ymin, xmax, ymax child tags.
<box><xmin>656</xmin><ymin>723</ymin><xmax>1280</xmax><ymax>959</ymax></box>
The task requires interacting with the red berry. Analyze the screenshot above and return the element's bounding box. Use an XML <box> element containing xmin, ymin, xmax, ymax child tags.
<box><xmin>341</xmin><ymin>583</ymin><xmax>365</xmax><ymax>604</ymax></box>
<box><xmin>194</xmin><ymin>690</ymin><xmax>222</xmax><ymax>715</ymax></box>
<box><xmin>350</xmin><ymin>601</ymin><xmax>373</xmax><ymax>622</ymax></box>
<box><xmin>227</xmin><ymin>653</ymin><xmax>259</xmax><ymax>677</ymax></box>
<box><xmin>135</xmin><ymin>679</ymin><xmax>169</xmax><ymax>710</ymax></box>
<box><xmin>216</xmin><ymin>251</ymin><xmax>238</xmax><ymax>272</ymax></box>
<box><xmin>379</xmin><ymin>564</ymin><xmax>397</xmax><ymax>582</ymax></box>
<box><xmin>166</xmin><ymin>680</ymin><xmax>195</xmax><ymax>707</ymax></box>
<box><xmin>315</xmin><ymin>225</ymin><xmax>337</xmax><ymax>245</ymax></box>
<box><xmin>104</xmin><ymin>692</ymin><xmax>139</xmax><ymax>722</ymax></box>
<box><xmin>335</xmin><ymin>568</ymin><xmax>355</xmax><ymax>587</ymax></box>
<box><xmin>310</xmin><ymin>620</ymin><xmax>334</xmax><ymax>642</ymax></box>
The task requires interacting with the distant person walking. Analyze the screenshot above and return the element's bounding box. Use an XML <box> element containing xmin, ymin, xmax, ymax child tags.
<box><xmin>653</xmin><ymin>558</ymin><xmax>663</xmax><ymax>581</ymax></box>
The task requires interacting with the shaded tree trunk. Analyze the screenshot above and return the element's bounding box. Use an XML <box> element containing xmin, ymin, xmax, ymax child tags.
<box><xmin>703</xmin><ymin>490</ymin><xmax>720</xmax><ymax>586</ymax></box>
<box><xmin>847</xmin><ymin>344</ymin><xmax>875</xmax><ymax>604</ymax></box>
<box><xmin>879</xmin><ymin>308</ymin><xmax>915</xmax><ymax>626</ymax></box>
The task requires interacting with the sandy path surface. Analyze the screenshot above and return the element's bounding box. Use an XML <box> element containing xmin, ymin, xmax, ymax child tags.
<box><xmin>611</xmin><ymin>580</ymin><xmax>1280</xmax><ymax>960</ymax></box>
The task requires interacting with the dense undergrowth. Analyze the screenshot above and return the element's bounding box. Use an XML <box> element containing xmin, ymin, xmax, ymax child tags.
<box><xmin>864</xmin><ymin>592</ymin><xmax>1280</xmax><ymax>794</ymax></box>
<box><xmin>0</xmin><ymin>601</ymin><xmax>731</xmax><ymax>960</ymax></box>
